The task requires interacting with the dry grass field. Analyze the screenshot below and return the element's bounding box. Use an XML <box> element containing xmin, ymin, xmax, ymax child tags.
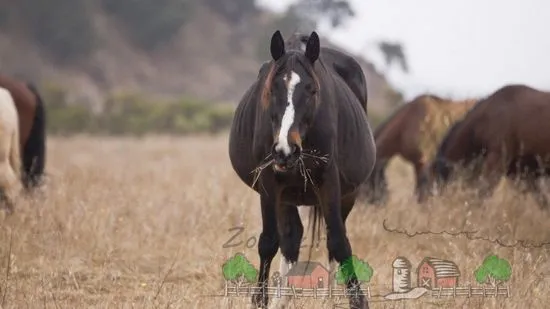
<box><xmin>0</xmin><ymin>135</ymin><xmax>549</xmax><ymax>309</ymax></box>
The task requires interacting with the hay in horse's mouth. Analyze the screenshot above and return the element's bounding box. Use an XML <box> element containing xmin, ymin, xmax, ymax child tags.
<box><xmin>273</xmin><ymin>162</ymin><xmax>296</xmax><ymax>172</ymax></box>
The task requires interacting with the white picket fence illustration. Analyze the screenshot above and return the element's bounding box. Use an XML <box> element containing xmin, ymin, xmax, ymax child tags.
<box><xmin>223</xmin><ymin>282</ymin><xmax>372</xmax><ymax>299</ymax></box>
<box><xmin>221</xmin><ymin>282</ymin><xmax>510</xmax><ymax>299</ymax></box>
<box><xmin>430</xmin><ymin>285</ymin><xmax>510</xmax><ymax>298</ymax></box>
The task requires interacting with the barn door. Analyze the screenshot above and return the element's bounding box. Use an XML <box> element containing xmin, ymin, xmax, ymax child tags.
<box><xmin>420</xmin><ymin>277</ymin><xmax>432</xmax><ymax>289</ymax></box>
<box><xmin>317</xmin><ymin>277</ymin><xmax>324</xmax><ymax>288</ymax></box>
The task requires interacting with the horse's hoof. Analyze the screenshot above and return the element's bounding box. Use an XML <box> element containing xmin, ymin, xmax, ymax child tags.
<box><xmin>349</xmin><ymin>296</ymin><xmax>368</xmax><ymax>309</ymax></box>
<box><xmin>251</xmin><ymin>293</ymin><xmax>267</xmax><ymax>309</ymax></box>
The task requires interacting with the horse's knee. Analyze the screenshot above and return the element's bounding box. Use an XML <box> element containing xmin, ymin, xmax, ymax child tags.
<box><xmin>258</xmin><ymin>232</ymin><xmax>279</xmax><ymax>260</ymax></box>
<box><xmin>326</xmin><ymin>234</ymin><xmax>352</xmax><ymax>264</ymax></box>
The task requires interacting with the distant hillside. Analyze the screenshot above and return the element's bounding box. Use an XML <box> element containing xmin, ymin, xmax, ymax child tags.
<box><xmin>0</xmin><ymin>1</ymin><xmax>401</xmax><ymax>117</ymax></box>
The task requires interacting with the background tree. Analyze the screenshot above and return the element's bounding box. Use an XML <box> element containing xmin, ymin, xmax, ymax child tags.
<box><xmin>256</xmin><ymin>0</ymin><xmax>355</xmax><ymax>61</ymax></box>
<box><xmin>335</xmin><ymin>255</ymin><xmax>374</xmax><ymax>285</ymax></box>
<box><xmin>474</xmin><ymin>254</ymin><xmax>512</xmax><ymax>287</ymax></box>
<box><xmin>222</xmin><ymin>253</ymin><xmax>258</xmax><ymax>288</ymax></box>
<box><xmin>203</xmin><ymin>0</ymin><xmax>258</xmax><ymax>25</ymax></box>
<box><xmin>293</xmin><ymin>0</ymin><xmax>355</xmax><ymax>29</ymax></box>
<box><xmin>378</xmin><ymin>41</ymin><xmax>409</xmax><ymax>74</ymax></box>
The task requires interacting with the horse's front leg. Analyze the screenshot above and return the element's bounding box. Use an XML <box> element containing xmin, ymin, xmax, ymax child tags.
<box><xmin>478</xmin><ymin>151</ymin><xmax>505</xmax><ymax>201</ymax></box>
<box><xmin>252</xmin><ymin>194</ymin><xmax>279</xmax><ymax>309</ymax></box>
<box><xmin>270</xmin><ymin>203</ymin><xmax>303</xmax><ymax>309</ymax></box>
<box><xmin>321</xmin><ymin>167</ymin><xmax>368</xmax><ymax>309</ymax></box>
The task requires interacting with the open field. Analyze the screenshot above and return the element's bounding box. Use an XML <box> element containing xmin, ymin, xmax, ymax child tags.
<box><xmin>0</xmin><ymin>135</ymin><xmax>549</xmax><ymax>308</ymax></box>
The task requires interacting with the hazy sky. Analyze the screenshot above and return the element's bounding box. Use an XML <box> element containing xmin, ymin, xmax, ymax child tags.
<box><xmin>257</xmin><ymin>0</ymin><xmax>550</xmax><ymax>100</ymax></box>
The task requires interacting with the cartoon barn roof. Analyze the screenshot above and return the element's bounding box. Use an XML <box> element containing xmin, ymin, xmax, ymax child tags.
<box><xmin>417</xmin><ymin>257</ymin><xmax>460</xmax><ymax>278</ymax></box>
<box><xmin>285</xmin><ymin>261</ymin><xmax>328</xmax><ymax>276</ymax></box>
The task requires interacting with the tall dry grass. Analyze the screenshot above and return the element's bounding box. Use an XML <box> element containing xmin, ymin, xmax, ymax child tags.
<box><xmin>0</xmin><ymin>135</ymin><xmax>548</xmax><ymax>308</ymax></box>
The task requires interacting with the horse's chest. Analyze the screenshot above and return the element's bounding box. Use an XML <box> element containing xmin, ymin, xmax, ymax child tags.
<box><xmin>280</xmin><ymin>186</ymin><xmax>319</xmax><ymax>205</ymax></box>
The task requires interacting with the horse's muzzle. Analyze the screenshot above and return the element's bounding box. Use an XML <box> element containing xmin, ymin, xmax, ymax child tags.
<box><xmin>272</xmin><ymin>143</ymin><xmax>301</xmax><ymax>172</ymax></box>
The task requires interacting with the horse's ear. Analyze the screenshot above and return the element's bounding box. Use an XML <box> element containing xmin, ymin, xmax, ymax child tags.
<box><xmin>305</xmin><ymin>31</ymin><xmax>320</xmax><ymax>64</ymax></box>
<box><xmin>270</xmin><ymin>30</ymin><xmax>285</xmax><ymax>61</ymax></box>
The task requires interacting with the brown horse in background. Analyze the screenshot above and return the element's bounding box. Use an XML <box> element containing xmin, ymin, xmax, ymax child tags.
<box><xmin>0</xmin><ymin>74</ymin><xmax>47</xmax><ymax>190</ymax></box>
<box><xmin>360</xmin><ymin>94</ymin><xmax>477</xmax><ymax>205</ymax></box>
<box><xmin>430</xmin><ymin>84</ymin><xmax>550</xmax><ymax>208</ymax></box>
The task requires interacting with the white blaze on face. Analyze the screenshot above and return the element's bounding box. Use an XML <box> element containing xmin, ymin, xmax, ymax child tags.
<box><xmin>275</xmin><ymin>70</ymin><xmax>301</xmax><ymax>156</ymax></box>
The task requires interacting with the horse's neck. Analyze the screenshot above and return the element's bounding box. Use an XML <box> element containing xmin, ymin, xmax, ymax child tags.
<box><xmin>444</xmin><ymin>121</ymin><xmax>477</xmax><ymax>162</ymax></box>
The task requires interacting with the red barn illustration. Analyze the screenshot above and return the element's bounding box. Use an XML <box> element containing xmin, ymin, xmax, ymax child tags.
<box><xmin>417</xmin><ymin>257</ymin><xmax>460</xmax><ymax>289</ymax></box>
<box><xmin>285</xmin><ymin>261</ymin><xmax>330</xmax><ymax>289</ymax></box>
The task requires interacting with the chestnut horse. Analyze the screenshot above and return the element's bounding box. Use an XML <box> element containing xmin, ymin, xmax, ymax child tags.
<box><xmin>360</xmin><ymin>94</ymin><xmax>477</xmax><ymax>205</ymax></box>
<box><xmin>0</xmin><ymin>74</ymin><xmax>47</xmax><ymax>190</ymax></box>
<box><xmin>430</xmin><ymin>84</ymin><xmax>550</xmax><ymax>208</ymax></box>
<box><xmin>0</xmin><ymin>87</ymin><xmax>22</xmax><ymax>213</ymax></box>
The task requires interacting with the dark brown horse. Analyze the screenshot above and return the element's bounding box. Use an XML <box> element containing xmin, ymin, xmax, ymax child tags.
<box><xmin>0</xmin><ymin>74</ymin><xmax>47</xmax><ymax>190</ymax></box>
<box><xmin>228</xmin><ymin>30</ymin><xmax>375</xmax><ymax>309</ymax></box>
<box><xmin>360</xmin><ymin>94</ymin><xmax>477</xmax><ymax>205</ymax></box>
<box><xmin>430</xmin><ymin>84</ymin><xmax>550</xmax><ymax>208</ymax></box>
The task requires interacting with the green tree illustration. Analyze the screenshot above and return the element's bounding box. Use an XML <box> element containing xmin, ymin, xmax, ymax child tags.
<box><xmin>222</xmin><ymin>253</ymin><xmax>258</xmax><ymax>287</ymax></box>
<box><xmin>474</xmin><ymin>254</ymin><xmax>512</xmax><ymax>287</ymax></box>
<box><xmin>335</xmin><ymin>255</ymin><xmax>374</xmax><ymax>285</ymax></box>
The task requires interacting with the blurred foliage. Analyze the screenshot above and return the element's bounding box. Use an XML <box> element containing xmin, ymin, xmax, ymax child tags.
<box><xmin>41</xmin><ymin>83</ymin><xmax>235</xmax><ymax>136</ymax></box>
<box><xmin>203</xmin><ymin>0</ymin><xmax>258</xmax><ymax>24</ymax></box>
<box><xmin>0</xmin><ymin>0</ymin><xmax>200</xmax><ymax>62</ymax></box>
<box><xmin>368</xmin><ymin>111</ymin><xmax>387</xmax><ymax>130</ymax></box>
<box><xmin>13</xmin><ymin>0</ymin><xmax>97</xmax><ymax>64</ymax></box>
<box><xmin>255</xmin><ymin>10</ymin><xmax>304</xmax><ymax>61</ymax></box>
<box><xmin>41</xmin><ymin>81</ymin><xmax>391</xmax><ymax>136</ymax></box>
<box><xmin>384</xmin><ymin>85</ymin><xmax>405</xmax><ymax>108</ymax></box>
<box><xmin>100</xmin><ymin>0</ymin><xmax>195</xmax><ymax>50</ymax></box>
<box><xmin>290</xmin><ymin>0</ymin><xmax>355</xmax><ymax>30</ymax></box>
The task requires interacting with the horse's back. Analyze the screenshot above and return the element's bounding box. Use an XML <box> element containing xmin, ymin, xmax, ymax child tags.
<box><xmin>455</xmin><ymin>85</ymin><xmax>550</xmax><ymax>155</ymax></box>
<box><xmin>319</xmin><ymin>47</ymin><xmax>368</xmax><ymax>112</ymax></box>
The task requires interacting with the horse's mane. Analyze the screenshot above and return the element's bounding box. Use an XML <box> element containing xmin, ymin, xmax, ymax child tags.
<box><xmin>434</xmin><ymin>95</ymin><xmax>486</xmax><ymax>159</ymax></box>
<box><xmin>435</xmin><ymin>119</ymin><xmax>464</xmax><ymax>159</ymax></box>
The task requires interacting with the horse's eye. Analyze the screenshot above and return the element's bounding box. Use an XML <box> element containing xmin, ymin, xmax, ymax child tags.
<box><xmin>305</xmin><ymin>83</ymin><xmax>317</xmax><ymax>95</ymax></box>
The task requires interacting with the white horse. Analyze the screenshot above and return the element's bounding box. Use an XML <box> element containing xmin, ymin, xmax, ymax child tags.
<box><xmin>0</xmin><ymin>86</ymin><xmax>22</xmax><ymax>214</ymax></box>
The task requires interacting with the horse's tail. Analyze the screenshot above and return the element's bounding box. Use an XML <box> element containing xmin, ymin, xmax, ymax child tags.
<box><xmin>23</xmin><ymin>82</ymin><xmax>47</xmax><ymax>189</ymax></box>
<box><xmin>299</xmin><ymin>204</ymin><xmax>324</xmax><ymax>278</ymax></box>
